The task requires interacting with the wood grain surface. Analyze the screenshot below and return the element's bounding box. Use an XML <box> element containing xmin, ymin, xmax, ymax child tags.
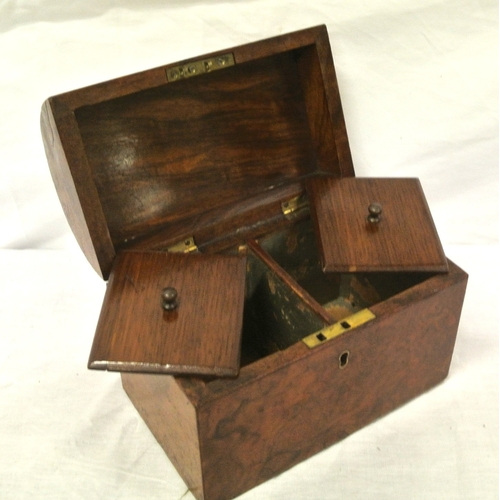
<box><xmin>74</xmin><ymin>51</ymin><xmax>316</xmax><ymax>246</ymax></box>
<box><xmin>247</xmin><ymin>239</ymin><xmax>335</xmax><ymax>324</ymax></box>
<box><xmin>121</xmin><ymin>259</ymin><xmax>467</xmax><ymax>500</ymax></box>
<box><xmin>307</xmin><ymin>177</ymin><xmax>448</xmax><ymax>273</ymax></box>
<box><xmin>40</xmin><ymin>99</ymin><xmax>116</xmax><ymax>278</ymax></box>
<box><xmin>197</xmin><ymin>265</ymin><xmax>466</xmax><ymax>500</ymax></box>
<box><xmin>88</xmin><ymin>250</ymin><xmax>247</xmax><ymax>376</ymax></box>
<box><xmin>41</xmin><ymin>25</ymin><xmax>353</xmax><ymax>278</ymax></box>
<box><xmin>121</xmin><ymin>373</ymin><xmax>204</xmax><ymax>499</ymax></box>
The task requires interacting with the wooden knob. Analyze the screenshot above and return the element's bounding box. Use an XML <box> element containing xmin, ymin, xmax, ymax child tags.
<box><xmin>367</xmin><ymin>202</ymin><xmax>382</xmax><ymax>224</ymax></box>
<box><xmin>161</xmin><ymin>287</ymin><xmax>178</xmax><ymax>311</ymax></box>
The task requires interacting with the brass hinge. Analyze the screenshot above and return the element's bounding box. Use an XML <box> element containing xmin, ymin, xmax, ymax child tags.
<box><xmin>281</xmin><ymin>194</ymin><xmax>309</xmax><ymax>217</ymax></box>
<box><xmin>166</xmin><ymin>53</ymin><xmax>235</xmax><ymax>82</ymax></box>
<box><xmin>167</xmin><ymin>236</ymin><xmax>199</xmax><ymax>254</ymax></box>
<box><xmin>302</xmin><ymin>308</ymin><xmax>376</xmax><ymax>349</ymax></box>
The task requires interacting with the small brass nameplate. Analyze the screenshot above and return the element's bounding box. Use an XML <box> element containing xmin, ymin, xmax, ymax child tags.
<box><xmin>166</xmin><ymin>53</ymin><xmax>235</xmax><ymax>82</ymax></box>
<box><xmin>302</xmin><ymin>308</ymin><xmax>376</xmax><ymax>348</ymax></box>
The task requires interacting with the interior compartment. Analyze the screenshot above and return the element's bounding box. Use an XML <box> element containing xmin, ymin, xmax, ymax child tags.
<box><xmin>240</xmin><ymin>249</ymin><xmax>328</xmax><ymax>365</ymax></box>
<box><xmin>239</xmin><ymin>217</ymin><xmax>434</xmax><ymax>366</ymax></box>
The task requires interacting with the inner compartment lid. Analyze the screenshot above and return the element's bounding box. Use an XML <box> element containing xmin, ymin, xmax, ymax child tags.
<box><xmin>41</xmin><ymin>25</ymin><xmax>354</xmax><ymax>279</ymax></box>
<box><xmin>307</xmin><ymin>177</ymin><xmax>448</xmax><ymax>273</ymax></box>
<box><xmin>88</xmin><ymin>250</ymin><xmax>247</xmax><ymax>376</ymax></box>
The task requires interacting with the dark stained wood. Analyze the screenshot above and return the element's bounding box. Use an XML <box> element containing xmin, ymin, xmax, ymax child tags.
<box><xmin>296</xmin><ymin>39</ymin><xmax>353</xmax><ymax>177</ymax></box>
<box><xmin>178</xmin><ymin>259</ymin><xmax>467</xmax><ymax>402</ymax></box>
<box><xmin>254</xmin><ymin>217</ymin><xmax>343</xmax><ymax>308</ymax></box>
<box><xmin>88</xmin><ymin>250</ymin><xmax>247</xmax><ymax>376</ymax></box>
<box><xmin>125</xmin><ymin>183</ymin><xmax>305</xmax><ymax>254</ymax></box>
<box><xmin>74</xmin><ymin>51</ymin><xmax>316</xmax><ymax>246</ymax></box>
<box><xmin>234</xmin><ymin>25</ymin><xmax>353</xmax><ymax>177</ymax></box>
<box><xmin>122</xmin><ymin>260</ymin><xmax>467</xmax><ymax>500</ymax></box>
<box><xmin>52</xmin><ymin>25</ymin><xmax>327</xmax><ymax>110</ymax></box>
<box><xmin>242</xmin><ymin>245</ymin><xmax>329</xmax><ymax>357</ymax></box>
<box><xmin>41</xmin><ymin>25</ymin><xmax>352</xmax><ymax>278</ymax></box>
<box><xmin>307</xmin><ymin>177</ymin><xmax>449</xmax><ymax>273</ymax></box>
<box><xmin>312</xmin><ymin>27</ymin><xmax>353</xmax><ymax>176</ymax></box>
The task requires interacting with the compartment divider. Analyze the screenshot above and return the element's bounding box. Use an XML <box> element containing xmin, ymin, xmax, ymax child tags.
<box><xmin>246</xmin><ymin>239</ymin><xmax>335</xmax><ymax>324</ymax></box>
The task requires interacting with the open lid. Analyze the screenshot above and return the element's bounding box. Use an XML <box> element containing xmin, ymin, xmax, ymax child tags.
<box><xmin>88</xmin><ymin>250</ymin><xmax>247</xmax><ymax>376</ymax></box>
<box><xmin>307</xmin><ymin>177</ymin><xmax>448</xmax><ymax>273</ymax></box>
<box><xmin>41</xmin><ymin>25</ymin><xmax>354</xmax><ymax>279</ymax></box>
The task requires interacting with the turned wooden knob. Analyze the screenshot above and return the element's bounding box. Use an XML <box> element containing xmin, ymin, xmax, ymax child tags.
<box><xmin>161</xmin><ymin>287</ymin><xmax>178</xmax><ymax>311</ymax></box>
<box><xmin>367</xmin><ymin>202</ymin><xmax>382</xmax><ymax>224</ymax></box>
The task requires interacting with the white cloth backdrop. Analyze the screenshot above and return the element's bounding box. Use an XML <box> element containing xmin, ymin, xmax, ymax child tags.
<box><xmin>0</xmin><ymin>1</ymin><xmax>497</xmax><ymax>499</ymax></box>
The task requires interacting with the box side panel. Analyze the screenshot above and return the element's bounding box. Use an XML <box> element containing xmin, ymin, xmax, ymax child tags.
<box><xmin>296</xmin><ymin>28</ymin><xmax>354</xmax><ymax>177</ymax></box>
<box><xmin>197</xmin><ymin>272</ymin><xmax>467</xmax><ymax>500</ymax></box>
<box><xmin>121</xmin><ymin>373</ymin><xmax>204</xmax><ymax>500</ymax></box>
<box><xmin>41</xmin><ymin>99</ymin><xmax>115</xmax><ymax>278</ymax></box>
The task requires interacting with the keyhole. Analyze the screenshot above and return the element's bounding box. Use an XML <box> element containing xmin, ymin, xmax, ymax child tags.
<box><xmin>339</xmin><ymin>351</ymin><xmax>349</xmax><ymax>369</ymax></box>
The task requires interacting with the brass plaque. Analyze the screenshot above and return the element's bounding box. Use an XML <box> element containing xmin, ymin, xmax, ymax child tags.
<box><xmin>166</xmin><ymin>53</ymin><xmax>235</xmax><ymax>82</ymax></box>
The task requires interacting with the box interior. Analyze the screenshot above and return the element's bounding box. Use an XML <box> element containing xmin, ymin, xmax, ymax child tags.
<box><xmin>237</xmin><ymin>217</ymin><xmax>433</xmax><ymax>367</ymax></box>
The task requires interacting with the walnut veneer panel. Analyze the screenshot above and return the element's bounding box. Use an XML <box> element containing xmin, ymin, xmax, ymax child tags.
<box><xmin>89</xmin><ymin>251</ymin><xmax>246</xmax><ymax>376</ymax></box>
<box><xmin>195</xmin><ymin>261</ymin><xmax>467</xmax><ymax>500</ymax></box>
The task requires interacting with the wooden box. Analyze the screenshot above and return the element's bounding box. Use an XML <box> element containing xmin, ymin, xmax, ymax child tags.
<box><xmin>41</xmin><ymin>25</ymin><xmax>467</xmax><ymax>500</ymax></box>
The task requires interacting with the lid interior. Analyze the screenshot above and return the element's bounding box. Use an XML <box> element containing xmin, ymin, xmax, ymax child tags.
<box><xmin>42</xmin><ymin>26</ymin><xmax>354</xmax><ymax>278</ymax></box>
<box><xmin>74</xmin><ymin>47</ymin><xmax>328</xmax><ymax>246</ymax></box>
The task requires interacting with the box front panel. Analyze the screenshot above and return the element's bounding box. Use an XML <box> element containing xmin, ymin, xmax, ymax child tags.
<box><xmin>197</xmin><ymin>268</ymin><xmax>467</xmax><ymax>500</ymax></box>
